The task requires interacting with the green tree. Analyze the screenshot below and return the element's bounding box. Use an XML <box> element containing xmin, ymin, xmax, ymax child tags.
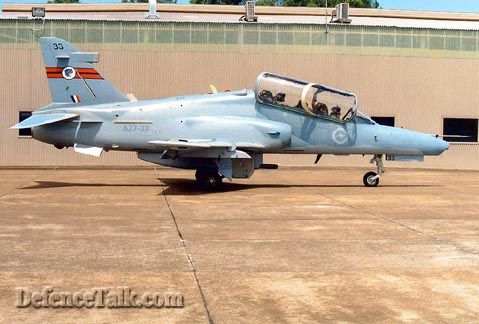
<box><xmin>255</xmin><ymin>0</ymin><xmax>276</xmax><ymax>5</ymax></box>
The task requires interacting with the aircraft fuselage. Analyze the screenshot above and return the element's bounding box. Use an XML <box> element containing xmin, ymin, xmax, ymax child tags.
<box><xmin>32</xmin><ymin>90</ymin><xmax>448</xmax><ymax>157</ymax></box>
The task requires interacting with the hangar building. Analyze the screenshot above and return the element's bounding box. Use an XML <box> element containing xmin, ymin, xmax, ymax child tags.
<box><xmin>0</xmin><ymin>4</ymin><xmax>478</xmax><ymax>169</ymax></box>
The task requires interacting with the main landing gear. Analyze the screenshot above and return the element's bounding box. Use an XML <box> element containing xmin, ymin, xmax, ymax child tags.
<box><xmin>195</xmin><ymin>168</ymin><xmax>223</xmax><ymax>190</ymax></box>
<box><xmin>363</xmin><ymin>154</ymin><xmax>384</xmax><ymax>187</ymax></box>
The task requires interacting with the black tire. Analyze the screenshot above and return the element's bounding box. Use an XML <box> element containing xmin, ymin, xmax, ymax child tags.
<box><xmin>363</xmin><ymin>171</ymin><xmax>380</xmax><ymax>187</ymax></box>
<box><xmin>203</xmin><ymin>172</ymin><xmax>223</xmax><ymax>190</ymax></box>
<box><xmin>196</xmin><ymin>169</ymin><xmax>223</xmax><ymax>190</ymax></box>
<box><xmin>195</xmin><ymin>169</ymin><xmax>207</xmax><ymax>182</ymax></box>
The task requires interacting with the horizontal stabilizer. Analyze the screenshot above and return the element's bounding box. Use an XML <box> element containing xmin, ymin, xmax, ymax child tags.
<box><xmin>74</xmin><ymin>144</ymin><xmax>103</xmax><ymax>157</ymax></box>
<box><xmin>10</xmin><ymin>113</ymin><xmax>78</xmax><ymax>129</ymax></box>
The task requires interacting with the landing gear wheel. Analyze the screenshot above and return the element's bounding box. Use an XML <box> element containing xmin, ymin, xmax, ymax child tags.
<box><xmin>195</xmin><ymin>169</ymin><xmax>207</xmax><ymax>182</ymax></box>
<box><xmin>195</xmin><ymin>169</ymin><xmax>223</xmax><ymax>190</ymax></box>
<box><xmin>363</xmin><ymin>171</ymin><xmax>379</xmax><ymax>187</ymax></box>
<box><xmin>203</xmin><ymin>173</ymin><xmax>223</xmax><ymax>190</ymax></box>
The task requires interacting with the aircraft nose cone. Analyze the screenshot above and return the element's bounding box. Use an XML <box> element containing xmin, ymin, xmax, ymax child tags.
<box><xmin>439</xmin><ymin>139</ymin><xmax>449</xmax><ymax>152</ymax></box>
<box><xmin>424</xmin><ymin>136</ymin><xmax>449</xmax><ymax>155</ymax></box>
<box><xmin>438</xmin><ymin>138</ymin><xmax>449</xmax><ymax>152</ymax></box>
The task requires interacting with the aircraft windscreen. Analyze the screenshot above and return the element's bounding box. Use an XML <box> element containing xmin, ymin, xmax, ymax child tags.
<box><xmin>354</xmin><ymin>110</ymin><xmax>376</xmax><ymax>124</ymax></box>
<box><xmin>255</xmin><ymin>72</ymin><xmax>358</xmax><ymax>122</ymax></box>
<box><xmin>256</xmin><ymin>74</ymin><xmax>307</xmax><ymax>109</ymax></box>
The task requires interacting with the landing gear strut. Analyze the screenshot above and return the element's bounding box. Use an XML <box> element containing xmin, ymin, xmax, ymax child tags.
<box><xmin>363</xmin><ymin>154</ymin><xmax>384</xmax><ymax>187</ymax></box>
<box><xmin>195</xmin><ymin>168</ymin><xmax>223</xmax><ymax>190</ymax></box>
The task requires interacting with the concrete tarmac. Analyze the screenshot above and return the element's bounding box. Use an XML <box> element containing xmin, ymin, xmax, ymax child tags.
<box><xmin>0</xmin><ymin>168</ymin><xmax>478</xmax><ymax>323</ymax></box>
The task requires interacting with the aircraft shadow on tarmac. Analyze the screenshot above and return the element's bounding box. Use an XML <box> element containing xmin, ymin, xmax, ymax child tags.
<box><xmin>21</xmin><ymin>179</ymin><xmax>436</xmax><ymax>195</ymax></box>
<box><xmin>21</xmin><ymin>181</ymin><xmax>159</xmax><ymax>189</ymax></box>
<box><xmin>157</xmin><ymin>178</ymin><xmax>436</xmax><ymax>195</ymax></box>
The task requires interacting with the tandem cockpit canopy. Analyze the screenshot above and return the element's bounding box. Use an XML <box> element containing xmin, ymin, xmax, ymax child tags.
<box><xmin>255</xmin><ymin>72</ymin><xmax>359</xmax><ymax>122</ymax></box>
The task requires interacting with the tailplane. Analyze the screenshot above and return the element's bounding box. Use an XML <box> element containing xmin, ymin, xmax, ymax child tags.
<box><xmin>39</xmin><ymin>37</ymin><xmax>129</xmax><ymax>106</ymax></box>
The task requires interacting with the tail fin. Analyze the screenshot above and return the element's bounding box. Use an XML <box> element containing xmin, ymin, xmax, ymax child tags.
<box><xmin>39</xmin><ymin>37</ymin><xmax>129</xmax><ymax>106</ymax></box>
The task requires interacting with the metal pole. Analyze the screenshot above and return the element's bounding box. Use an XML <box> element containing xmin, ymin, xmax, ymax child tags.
<box><xmin>325</xmin><ymin>0</ymin><xmax>330</xmax><ymax>34</ymax></box>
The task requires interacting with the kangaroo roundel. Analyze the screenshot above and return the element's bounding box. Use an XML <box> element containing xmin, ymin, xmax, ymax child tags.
<box><xmin>62</xmin><ymin>67</ymin><xmax>76</xmax><ymax>80</ymax></box>
<box><xmin>332</xmin><ymin>127</ymin><xmax>348</xmax><ymax>144</ymax></box>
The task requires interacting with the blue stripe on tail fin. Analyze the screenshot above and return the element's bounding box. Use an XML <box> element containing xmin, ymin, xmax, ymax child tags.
<box><xmin>39</xmin><ymin>37</ymin><xmax>129</xmax><ymax>106</ymax></box>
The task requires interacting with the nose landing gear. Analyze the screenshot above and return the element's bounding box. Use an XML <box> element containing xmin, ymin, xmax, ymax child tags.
<box><xmin>363</xmin><ymin>154</ymin><xmax>384</xmax><ymax>187</ymax></box>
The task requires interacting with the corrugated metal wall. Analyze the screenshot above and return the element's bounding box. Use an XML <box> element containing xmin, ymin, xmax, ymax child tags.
<box><xmin>0</xmin><ymin>20</ymin><xmax>478</xmax><ymax>168</ymax></box>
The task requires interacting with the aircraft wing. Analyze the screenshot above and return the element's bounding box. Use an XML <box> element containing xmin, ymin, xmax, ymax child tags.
<box><xmin>148</xmin><ymin>139</ymin><xmax>266</xmax><ymax>151</ymax></box>
<box><xmin>148</xmin><ymin>139</ymin><xmax>233</xmax><ymax>150</ymax></box>
<box><xmin>10</xmin><ymin>113</ymin><xmax>78</xmax><ymax>129</ymax></box>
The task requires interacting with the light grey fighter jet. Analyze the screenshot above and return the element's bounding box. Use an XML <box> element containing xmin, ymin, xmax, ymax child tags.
<box><xmin>11</xmin><ymin>37</ymin><xmax>449</xmax><ymax>189</ymax></box>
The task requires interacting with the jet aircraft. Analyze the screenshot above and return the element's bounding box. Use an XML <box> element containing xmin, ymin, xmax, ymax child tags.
<box><xmin>11</xmin><ymin>37</ymin><xmax>449</xmax><ymax>189</ymax></box>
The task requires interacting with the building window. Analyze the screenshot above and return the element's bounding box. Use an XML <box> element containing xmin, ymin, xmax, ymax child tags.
<box><xmin>371</xmin><ymin>116</ymin><xmax>395</xmax><ymax>127</ymax></box>
<box><xmin>18</xmin><ymin>111</ymin><xmax>32</xmax><ymax>137</ymax></box>
<box><xmin>443</xmin><ymin>118</ymin><xmax>478</xmax><ymax>142</ymax></box>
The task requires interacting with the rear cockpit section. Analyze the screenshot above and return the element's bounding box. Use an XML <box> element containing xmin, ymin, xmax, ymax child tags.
<box><xmin>255</xmin><ymin>72</ymin><xmax>358</xmax><ymax>122</ymax></box>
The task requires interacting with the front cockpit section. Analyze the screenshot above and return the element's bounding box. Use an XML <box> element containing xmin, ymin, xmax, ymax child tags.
<box><xmin>255</xmin><ymin>72</ymin><xmax>359</xmax><ymax>122</ymax></box>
